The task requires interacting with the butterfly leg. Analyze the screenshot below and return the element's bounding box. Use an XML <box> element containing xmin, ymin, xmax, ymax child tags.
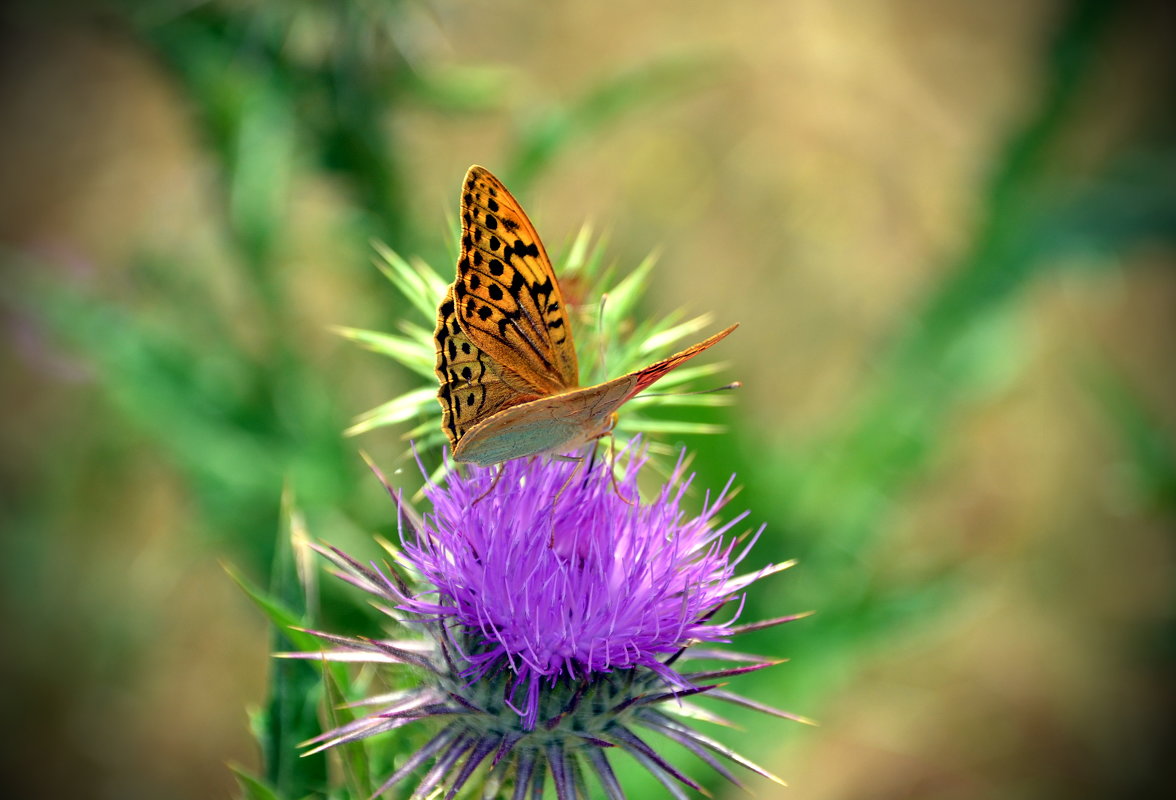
<box><xmin>580</xmin><ymin>444</ymin><xmax>599</xmax><ymax>488</ymax></box>
<box><xmin>605</xmin><ymin>433</ymin><xmax>636</xmax><ymax>506</ymax></box>
<box><xmin>471</xmin><ymin>463</ymin><xmax>506</xmax><ymax>506</ymax></box>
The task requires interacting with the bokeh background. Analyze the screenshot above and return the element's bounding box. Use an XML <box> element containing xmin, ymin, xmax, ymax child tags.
<box><xmin>2</xmin><ymin>0</ymin><xmax>1173</xmax><ymax>798</ymax></box>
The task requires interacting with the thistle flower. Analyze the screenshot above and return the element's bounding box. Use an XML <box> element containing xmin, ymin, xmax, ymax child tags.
<box><xmin>286</xmin><ymin>448</ymin><xmax>808</xmax><ymax>799</ymax></box>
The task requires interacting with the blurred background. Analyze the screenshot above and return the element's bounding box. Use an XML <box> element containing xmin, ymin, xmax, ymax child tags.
<box><xmin>1</xmin><ymin>0</ymin><xmax>1173</xmax><ymax>798</ymax></box>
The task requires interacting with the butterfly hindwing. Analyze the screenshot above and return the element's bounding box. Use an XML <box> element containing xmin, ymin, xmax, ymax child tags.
<box><xmin>454</xmin><ymin>166</ymin><xmax>579</xmax><ymax>395</ymax></box>
<box><xmin>453</xmin><ymin>377</ymin><xmax>636</xmax><ymax>467</ymax></box>
<box><xmin>434</xmin><ymin>286</ymin><xmax>539</xmax><ymax>448</ymax></box>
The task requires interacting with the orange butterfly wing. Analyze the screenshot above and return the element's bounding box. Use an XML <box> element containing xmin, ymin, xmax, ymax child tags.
<box><xmin>433</xmin><ymin>285</ymin><xmax>540</xmax><ymax>448</ymax></box>
<box><xmin>452</xmin><ymin>166</ymin><xmax>579</xmax><ymax>395</ymax></box>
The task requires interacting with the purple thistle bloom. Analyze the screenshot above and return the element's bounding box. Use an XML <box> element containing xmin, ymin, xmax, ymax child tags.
<box><xmin>286</xmin><ymin>447</ymin><xmax>809</xmax><ymax>798</ymax></box>
<box><xmin>408</xmin><ymin>450</ymin><xmax>757</xmax><ymax>727</ymax></box>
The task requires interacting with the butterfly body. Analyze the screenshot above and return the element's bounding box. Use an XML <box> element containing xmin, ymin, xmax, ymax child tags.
<box><xmin>434</xmin><ymin>165</ymin><xmax>736</xmax><ymax>466</ymax></box>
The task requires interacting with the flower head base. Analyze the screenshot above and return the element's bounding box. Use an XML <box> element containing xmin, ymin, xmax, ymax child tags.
<box><xmin>288</xmin><ymin>449</ymin><xmax>807</xmax><ymax>798</ymax></box>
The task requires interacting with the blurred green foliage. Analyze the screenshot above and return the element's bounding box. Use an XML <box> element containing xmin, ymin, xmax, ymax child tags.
<box><xmin>3</xmin><ymin>0</ymin><xmax>1174</xmax><ymax>797</ymax></box>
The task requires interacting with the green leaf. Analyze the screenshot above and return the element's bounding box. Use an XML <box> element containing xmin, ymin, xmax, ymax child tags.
<box><xmin>346</xmin><ymin>387</ymin><xmax>437</xmax><ymax>436</ymax></box>
<box><xmin>333</xmin><ymin>327</ymin><xmax>435</xmax><ymax>379</ymax></box>
<box><xmin>372</xmin><ymin>242</ymin><xmax>448</xmax><ymax>322</ymax></box>
<box><xmin>229</xmin><ymin>765</ymin><xmax>283</xmax><ymax>800</ymax></box>
<box><xmin>259</xmin><ymin>493</ymin><xmax>327</xmax><ymax>797</ymax></box>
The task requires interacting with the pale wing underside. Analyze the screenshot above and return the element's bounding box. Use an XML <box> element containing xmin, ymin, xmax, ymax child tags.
<box><xmin>452</xmin><ymin>323</ymin><xmax>739</xmax><ymax>465</ymax></box>
<box><xmin>453</xmin><ymin>166</ymin><xmax>579</xmax><ymax>394</ymax></box>
<box><xmin>453</xmin><ymin>376</ymin><xmax>637</xmax><ymax>466</ymax></box>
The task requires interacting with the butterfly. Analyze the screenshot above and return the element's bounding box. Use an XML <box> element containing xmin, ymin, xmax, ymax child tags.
<box><xmin>433</xmin><ymin>165</ymin><xmax>737</xmax><ymax>467</ymax></box>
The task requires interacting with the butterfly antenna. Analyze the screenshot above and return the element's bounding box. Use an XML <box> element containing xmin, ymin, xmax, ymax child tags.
<box><xmin>636</xmin><ymin>381</ymin><xmax>742</xmax><ymax>399</ymax></box>
<box><xmin>471</xmin><ymin>463</ymin><xmax>506</xmax><ymax>506</ymax></box>
<box><xmin>597</xmin><ymin>293</ymin><xmax>609</xmax><ymax>377</ymax></box>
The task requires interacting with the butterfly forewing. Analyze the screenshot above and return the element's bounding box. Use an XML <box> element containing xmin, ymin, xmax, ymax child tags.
<box><xmin>434</xmin><ymin>286</ymin><xmax>539</xmax><ymax>448</ymax></box>
<box><xmin>625</xmin><ymin>323</ymin><xmax>738</xmax><ymax>399</ymax></box>
<box><xmin>455</xmin><ymin>166</ymin><xmax>579</xmax><ymax>394</ymax></box>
